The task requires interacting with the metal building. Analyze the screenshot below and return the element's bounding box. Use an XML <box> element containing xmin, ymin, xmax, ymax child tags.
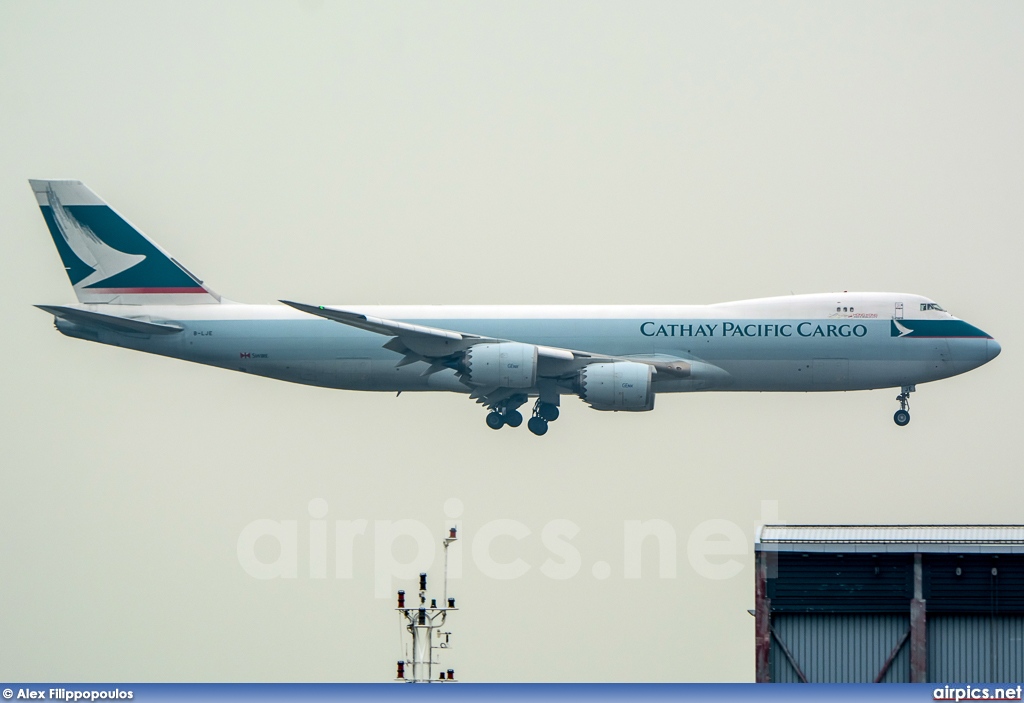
<box><xmin>754</xmin><ymin>525</ymin><xmax>1024</xmax><ymax>683</ymax></box>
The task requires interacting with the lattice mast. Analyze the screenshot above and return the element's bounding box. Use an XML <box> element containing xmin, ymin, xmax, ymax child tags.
<box><xmin>395</xmin><ymin>527</ymin><xmax>459</xmax><ymax>683</ymax></box>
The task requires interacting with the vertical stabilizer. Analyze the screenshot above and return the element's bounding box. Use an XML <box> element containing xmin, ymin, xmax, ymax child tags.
<box><xmin>31</xmin><ymin>179</ymin><xmax>221</xmax><ymax>305</ymax></box>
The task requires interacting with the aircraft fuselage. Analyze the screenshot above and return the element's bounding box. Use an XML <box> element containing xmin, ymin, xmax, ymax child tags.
<box><xmin>53</xmin><ymin>292</ymin><xmax>999</xmax><ymax>396</ymax></box>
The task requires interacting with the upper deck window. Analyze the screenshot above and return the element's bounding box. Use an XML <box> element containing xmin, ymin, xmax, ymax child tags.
<box><xmin>920</xmin><ymin>303</ymin><xmax>946</xmax><ymax>312</ymax></box>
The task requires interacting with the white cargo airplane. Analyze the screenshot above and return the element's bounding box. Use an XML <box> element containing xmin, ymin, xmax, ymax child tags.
<box><xmin>32</xmin><ymin>180</ymin><xmax>1000</xmax><ymax>435</ymax></box>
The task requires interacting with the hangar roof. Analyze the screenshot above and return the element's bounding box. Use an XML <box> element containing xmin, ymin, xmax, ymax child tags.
<box><xmin>756</xmin><ymin>525</ymin><xmax>1024</xmax><ymax>553</ymax></box>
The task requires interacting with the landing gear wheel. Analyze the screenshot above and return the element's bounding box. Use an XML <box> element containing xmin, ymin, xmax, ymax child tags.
<box><xmin>505</xmin><ymin>410</ymin><xmax>523</xmax><ymax>428</ymax></box>
<box><xmin>537</xmin><ymin>403</ymin><xmax>559</xmax><ymax>422</ymax></box>
<box><xmin>893</xmin><ymin>384</ymin><xmax>914</xmax><ymax>427</ymax></box>
<box><xmin>527</xmin><ymin>416</ymin><xmax>548</xmax><ymax>436</ymax></box>
<box><xmin>486</xmin><ymin>411</ymin><xmax>506</xmax><ymax>430</ymax></box>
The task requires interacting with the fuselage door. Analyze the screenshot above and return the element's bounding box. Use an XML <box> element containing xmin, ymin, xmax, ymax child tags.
<box><xmin>894</xmin><ymin>302</ymin><xmax>904</xmax><ymax>320</ymax></box>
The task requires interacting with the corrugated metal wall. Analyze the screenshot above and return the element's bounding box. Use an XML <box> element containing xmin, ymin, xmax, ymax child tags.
<box><xmin>768</xmin><ymin>553</ymin><xmax>913</xmax><ymax>612</ymax></box>
<box><xmin>770</xmin><ymin>614</ymin><xmax>911</xmax><ymax>682</ymax></box>
<box><xmin>763</xmin><ymin>551</ymin><xmax>1024</xmax><ymax>682</ymax></box>
<box><xmin>929</xmin><ymin>615</ymin><xmax>1024</xmax><ymax>681</ymax></box>
<box><xmin>925</xmin><ymin>555</ymin><xmax>1024</xmax><ymax>613</ymax></box>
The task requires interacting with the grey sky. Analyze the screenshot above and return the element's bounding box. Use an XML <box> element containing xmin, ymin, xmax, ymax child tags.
<box><xmin>1</xmin><ymin>1</ymin><xmax>1022</xmax><ymax>682</ymax></box>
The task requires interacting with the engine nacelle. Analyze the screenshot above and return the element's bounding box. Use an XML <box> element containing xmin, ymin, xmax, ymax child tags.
<box><xmin>461</xmin><ymin>342</ymin><xmax>538</xmax><ymax>388</ymax></box>
<box><xmin>577</xmin><ymin>361</ymin><xmax>655</xmax><ymax>411</ymax></box>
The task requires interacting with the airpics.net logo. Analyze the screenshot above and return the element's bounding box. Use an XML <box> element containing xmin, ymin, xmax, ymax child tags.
<box><xmin>236</xmin><ymin>499</ymin><xmax>782</xmax><ymax>596</ymax></box>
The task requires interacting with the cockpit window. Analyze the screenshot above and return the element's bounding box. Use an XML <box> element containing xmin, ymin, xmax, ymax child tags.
<box><xmin>920</xmin><ymin>303</ymin><xmax>946</xmax><ymax>312</ymax></box>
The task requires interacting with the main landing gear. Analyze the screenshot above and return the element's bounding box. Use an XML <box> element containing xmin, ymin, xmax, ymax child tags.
<box><xmin>486</xmin><ymin>398</ymin><xmax>559</xmax><ymax>435</ymax></box>
<box><xmin>485</xmin><ymin>397</ymin><xmax>526</xmax><ymax>431</ymax></box>
<box><xmin>893</xmin><ymin>385</ymin><xmax>914</xmax><ymax>427</ymax></box>
<box><xmin>527</xmin><ymin>401</ymin><xmax>559</xmax><ymax>436</ymax></box>
<box><xmin>486</xmin><ymin>408</ymin><xmax>523</xmax><ymax>430</ymax></box>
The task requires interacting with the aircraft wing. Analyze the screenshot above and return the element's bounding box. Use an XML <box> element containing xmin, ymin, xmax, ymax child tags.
<box><xmin>281</xmin><ymin>300</ymin><xmax>497</xmax><ymax>357</ymax></box>
<box><xmin>280</xmin><ymin>300</ymin><xmax>641</xmax><ymax>377</ymax></box>
<box><xmin>281</xmin><ymin>300</ymin><xmax>695</xmax><ymax>389</ymax></box>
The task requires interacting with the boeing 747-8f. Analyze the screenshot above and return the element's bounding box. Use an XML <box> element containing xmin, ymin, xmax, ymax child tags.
<box><xmin>32</xmin><ymin>180</ymin><xmax>1000</xmax><ymax>435</ymax></box>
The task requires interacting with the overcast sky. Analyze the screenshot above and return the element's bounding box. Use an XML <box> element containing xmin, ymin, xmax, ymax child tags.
<box><xmin>1</xmin><ymin>0</ymin><xmax>1022</xmax><ymax>683</ymax></box>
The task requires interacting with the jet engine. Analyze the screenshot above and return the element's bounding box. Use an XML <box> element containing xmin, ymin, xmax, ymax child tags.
<box><xmin>577</xmin><ymin>361</ymin><xmax>654</xmax><ymax>411</ymax></box>
<box><xmin>461</xmin><ymin>342</ymin><xmax>538</xmax><ymax>388</ymax></box>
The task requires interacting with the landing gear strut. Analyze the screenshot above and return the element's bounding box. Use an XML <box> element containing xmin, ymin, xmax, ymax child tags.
<box><xmin>893</xmin><ymin>385</ymin><xmax>914</xmax><ymax>427</ymax></box>
<box><xmin>537</xmin><ymin>402</ymin><xmax>559</xmax><ymax>422</ymax></box>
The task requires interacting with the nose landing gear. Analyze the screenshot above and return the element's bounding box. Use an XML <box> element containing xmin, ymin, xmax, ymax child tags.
<box><xmin>893</xmin><ymin>385</ymin><xmax>914</xmax><ymax>426</ymax></box>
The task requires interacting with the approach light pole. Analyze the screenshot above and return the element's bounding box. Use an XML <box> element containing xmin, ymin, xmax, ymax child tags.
<box><xmin>395</xmin><ymin>526</ymin><xmax>459</xmax><ymax>683</ymax></box>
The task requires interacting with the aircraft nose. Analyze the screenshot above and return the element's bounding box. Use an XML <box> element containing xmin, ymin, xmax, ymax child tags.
<box><xmin>988</xmin><ymin>338</ymin><xmax>1001</xmax><ymax>362</ymax></box>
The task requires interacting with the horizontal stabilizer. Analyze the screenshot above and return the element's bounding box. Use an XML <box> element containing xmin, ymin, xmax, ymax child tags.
<box><xmin>35</xmin><ymin>305</ymin><xmax>183</xmax><ymax>335</ymax></box>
